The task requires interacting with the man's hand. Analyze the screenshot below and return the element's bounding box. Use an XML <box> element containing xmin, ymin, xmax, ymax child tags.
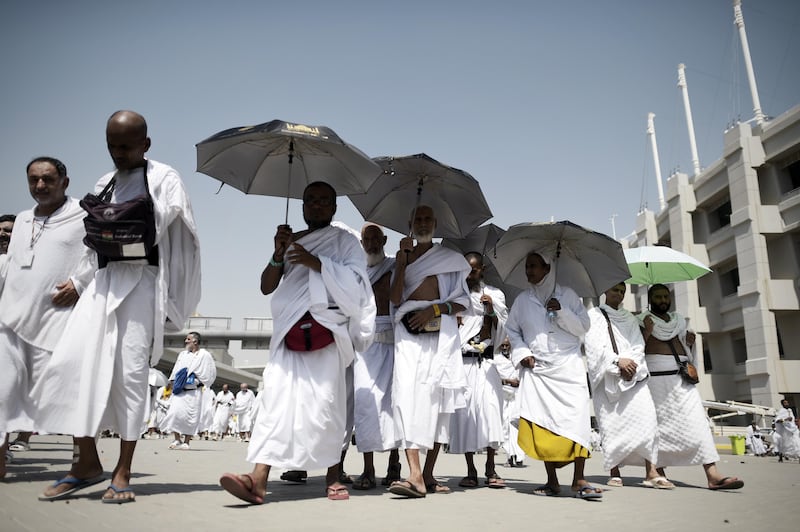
<box><xmin>396</xmin><ymin>237</ymin><xmax>414</xmax><ymax>266</ymax></box>
<box><xmin>285</xmin><ymin>243</ymin><xmax>321</xmax><ymax>272</ymax></box>
<box><xmin>617</xmin><ymin>357</ymin><xmax>638</xmax><ymax>381</ymax></box>
<box><xmin>501</xmin><ymin>377</ymin><xmax>520</xmax><ymax>388</ymax></box>
<box><xmin>642</xmin><ymin>315</ymin><xmax>654</xmax><ymax>336</ymax></box>
<box><xmin>520</xmin><ymin>356</ymin><xmax>535</xmax><ymax>369</ymax></box>
<box><xmin>480</xmin><ymin>294</ymin><xmax>494</xmax><ymax>315</ymax></box>
<box><xmin>52</xmin><ymin>279</ymin><xmax>79</xmax><ymax>307</ymax></box>
<box><xmin>406</xmin><ymin>306</ymin><xmax>437</xmax><ymax>331</ymax></box>
<box><xmin>686</xmin><ymin>331</ymin><xmax>696</xmax><ymax>348</ymax></box>
<box><xmin>546</xmin><ymin>298</ymin><xmax>561</xmax><ymax>312</ymax></box>
<box><xmin>273</xmin><ymin>224</ymin><xmax>292</xmax><ymax>261</ymax></box>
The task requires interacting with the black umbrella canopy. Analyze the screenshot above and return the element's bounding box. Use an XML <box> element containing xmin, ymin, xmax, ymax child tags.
<box><xmin>195</xmin><ymin>119</ymin><xmax>382</xmax><ymax>198</ymax></box>
<box><xmin>349</xmin><ymin>153</ymin><xmax>493</xmax><ymax>239</ymax></box>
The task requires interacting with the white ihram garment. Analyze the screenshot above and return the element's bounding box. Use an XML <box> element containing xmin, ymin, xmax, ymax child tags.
<box><xmin>213</xmin><ymin>390</ymin><xmax>235</xmax><ymax>434</ymax></box>
<box><xmin>0</xmin><ymin>197</ymin><xmax>93</xmax><ymax>437</ymax></box>
<box><xmin>392</xmin><ymin>244</ymin><xmax>470</xmax><ymax>450</ymax></box>
<box><xmin>449</xmin><ymin>284</ymin><xmax>508</xmax><ymax>454</ymax></box>
<box><xmin>247</xmin><ymin>225</ymin><xmax>375</xmax><ymax>469</ymax></box>
<box><xmin>585</xmin><ymin>304</ymin><xmax>658</xmax><ymax>471</ymax></box>
<box><xmin>233</xmin><ymin>391</ymin><xmax>255</xmax><ymax>432</ymax></box>
<box><xmin>162</xmin><ymin>348</ymin><xmax>217</xmax><ymax>435</ymax></box>
<box><xmin>506</xmin><ymin>283</ymin><xmax>592</xmax><ymax>450</ymax></box>
<box><xmin>774</xmin><ymin>406</ymin><xmax>800</xmax><ymax>459</ymax></box>
<box><xmin>33</xmin><ymin>160</ymin><xmax>201</xmax><ymax>440</ymax></box>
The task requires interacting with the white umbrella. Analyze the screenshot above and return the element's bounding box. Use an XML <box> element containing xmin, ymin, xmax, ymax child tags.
<box><xmin>624</xmin><ymin>245</ymin><xmax>711</xmax><ymax>285</ymax></box>
<box><xmin>489</xmin><ymin>220</ymin><xmax>630</xmax><ymax>297</ymax></box>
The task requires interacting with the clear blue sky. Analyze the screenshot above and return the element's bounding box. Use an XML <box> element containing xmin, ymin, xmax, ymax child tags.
<box><xmin>2</xmin><ymin>0</ymin><xmax>798</xmax><ymax>325</ymax></box>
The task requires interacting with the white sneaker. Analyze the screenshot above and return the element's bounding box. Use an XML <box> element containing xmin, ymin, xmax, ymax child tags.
<box><xmin>179</xmin><ymin>442</ymin><xmax>190</xmax><ymax>450</ymax></box>
<box><xmin>168</xmin><ymin>440</ymin><xmax>181</xmax><ymax>450</ymax></box>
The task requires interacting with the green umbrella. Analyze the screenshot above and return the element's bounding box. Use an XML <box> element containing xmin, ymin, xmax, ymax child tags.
<box><xmin>624</xmin><ymin>246</ymin><xmax>711</xmax><ymax>285</ymax></box>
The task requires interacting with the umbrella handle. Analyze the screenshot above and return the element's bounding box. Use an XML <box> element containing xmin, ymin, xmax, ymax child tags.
<box><xmin>406</xmin><ymin>177</ymin><xmax>425</xmax><ymax>241</ymax></box>
<box><xmin>284</xmin><ymin>141</ymin><xmax>294</xmax><ymax>225</ymax></box>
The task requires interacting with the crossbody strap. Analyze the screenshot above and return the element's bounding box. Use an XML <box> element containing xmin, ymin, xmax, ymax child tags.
<box><xmin>598</xmin><ymin>308</ymin><xmax>619</xmax><ymax>355</ymax></box>
<box><xmin>666</xmin><ymin>337</ymin><xmax>684</xmax><ymax>369</ymax></box>
<box><xmin>100</xmin><ymin>163</ymin><xmax>150</xmax><ymax>202</ymax></box>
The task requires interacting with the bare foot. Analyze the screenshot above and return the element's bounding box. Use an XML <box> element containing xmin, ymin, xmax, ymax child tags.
<box><xmin>41</xmin><ymin>465</ymin><xmax>104</xmax><ymax>499</ymax></box>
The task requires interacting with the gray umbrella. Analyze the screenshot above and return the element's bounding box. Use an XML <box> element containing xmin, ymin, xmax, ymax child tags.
<box><xmin>489</xmin><ymin>220</ymin><xmax>630</xmax><ymax>297</ymax></box>
<box><xmin>196</xmin><ymin>119</ymin><xmax>382</xmax><ymax>222</ymax></box>
<box><xmin>349</xmin><ymin>153</ymin><xmax>492</xmax><ymax>239</ymax></box>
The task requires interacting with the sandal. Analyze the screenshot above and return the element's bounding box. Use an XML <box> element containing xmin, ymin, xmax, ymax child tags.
<box><xmin>642</xmin><ymin>476</ymin><xmax>674</xmax><ymax>489</ymax></box>
<box><xmin>533</xmin><ymin>484</ymin><xmax>560</xmax><ymax>497</ymax></box>
<box><xmin>486</xmin><ymin>473</ymin><xmax>506</xmax><ymax>489</ymax></box>
<box><xmin>280</xmin><ymin>470</ymin><xmax>308</xmax><ymax>483</ymax></box>
<box><xmin>425</xmin><ymin>481</ymin><xmax>451</xmax><ymax>494</ymax></box>
<box><xmin>606</xmin><ymin>476</ymin><xmax>623</xmax><ymax>487</ymax></box>
<box><xmin>351</xmin><ymin>474</ymin><xmax>376</xmax><ymax>490</ymax></box>
<box><xmin>219</xmin><ymin>472</ymin><xmax>264</xmax><ymax>505</ymax></box>
<box><xmin>458</xmin><ymin>475</ymin><xmax>479</xmax><ymax>488</ymax></box>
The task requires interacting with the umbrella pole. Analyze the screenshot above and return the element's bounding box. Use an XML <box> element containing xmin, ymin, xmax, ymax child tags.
<box><xmin>406</xmin><ymin>177</ymin><xmax>424</xmax><ymax>238</ymax></box>
<box><xmin>284</xmin><ymin>141</ymin><xmax>294</xmax><ymax>225</ymax></box>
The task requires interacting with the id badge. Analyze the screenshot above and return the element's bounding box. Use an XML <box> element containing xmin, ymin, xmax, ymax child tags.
<box><xmin>19</xmin><ymin>246</ymin><xmax>34</xmax><ymax>268</ymax></box>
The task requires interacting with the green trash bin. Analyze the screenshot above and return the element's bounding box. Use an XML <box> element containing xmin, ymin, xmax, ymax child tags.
<box><xmin>729</xmin><ymin>435</ymin><xmax>746</xmax><ymax>455</ymax></box>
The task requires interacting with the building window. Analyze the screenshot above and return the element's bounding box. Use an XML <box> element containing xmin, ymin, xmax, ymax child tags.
<box><xmin>708</xmin><ymin>200</ymin><xmax>732</xmax><ymax>232</ymax></box>
<box><xmin>733</xmin><ymin>336</ymin><xmax>747</xmax><ymax>365</ymax></box>
<box><xmin>719</xmin><ymin>267</ymin><xmax>740</xmax><ymax>297</ymax></box>
<box><xmin>703</xmin><ymin>345</ymin><xmax>713</xmax><ymax>372</ymax></box>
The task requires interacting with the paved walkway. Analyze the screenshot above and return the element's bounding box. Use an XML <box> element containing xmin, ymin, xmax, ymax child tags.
<box><xmin>1</xmin><ymin>435</ymin><xmax>797</xmax><ymax>532</ymax></box>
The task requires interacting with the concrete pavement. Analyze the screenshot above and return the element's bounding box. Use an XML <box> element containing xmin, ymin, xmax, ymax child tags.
<box><xmin>1</xmin><ymin>435</ymin><xmax>797</xmax><ymax>532</ymax></box>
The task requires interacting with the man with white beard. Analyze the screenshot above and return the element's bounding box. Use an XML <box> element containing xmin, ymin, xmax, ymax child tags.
<box><xmin>162</xmin><ymin>332</ymin><xmax>217</xmax><ymax>450</ymax></box>
<box><xmin>211</xmin><ymin>384</ymin><xmax>235</xmax><ymax>440</ymax></box>
<box><xmin>388</xmin><ymin>205</ymin><xmax>470</xmax><ymax>498</ymax></box>
<box><xmin>350</xmin><ymin>224</ymin><xmax>401</xmax><ymax>490</ymax></box>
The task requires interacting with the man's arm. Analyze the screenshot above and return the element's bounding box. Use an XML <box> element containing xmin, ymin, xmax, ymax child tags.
<box><xmin>390</xmin><ymin>237</ymin><xmax>413</xmax><ymax>306</ymax></box>
<box><xmin>261</xmin><ymin>224</ymin><xmax>292</xmax><ymax>295</ymax></box>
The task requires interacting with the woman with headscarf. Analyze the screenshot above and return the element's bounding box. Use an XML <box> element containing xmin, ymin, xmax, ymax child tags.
<box><xmin>505</xmin><ymin>251</ymin><xmax>601</xmax><ymax>499</ymax></box>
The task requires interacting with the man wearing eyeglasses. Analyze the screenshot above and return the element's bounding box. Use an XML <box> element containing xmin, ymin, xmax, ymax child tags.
<box><xmin>220</xmin><ymin>181</ymin><xmax>375</xmax><ymax>504</ymax></box>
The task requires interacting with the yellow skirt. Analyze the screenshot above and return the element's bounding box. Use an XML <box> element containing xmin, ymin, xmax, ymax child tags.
<box><xmin>518</xmin><ymin>418</ymin><xmax>590</xmax><ymax>463</ymax></box>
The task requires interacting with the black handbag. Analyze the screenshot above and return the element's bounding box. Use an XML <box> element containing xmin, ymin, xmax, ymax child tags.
<box><xmin>80</xmin><ymin>167</ymin><xmax>158</xmax><ymax>266</ymax></box>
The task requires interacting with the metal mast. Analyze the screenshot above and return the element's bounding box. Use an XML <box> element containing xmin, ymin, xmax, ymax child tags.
<box><xmin>647</xmin><ymin>112</ymin><xmax>666</xmax><ymax>211</ymax></box>
<box><xmin>678</xmin><ymin>64</ymin><xmax>702</xmax><ymax>177</ymax></box>
<box><xmin>733</xmin><ymin>0</ymin><xmax>765</xmax><ymax>125</ymax></box>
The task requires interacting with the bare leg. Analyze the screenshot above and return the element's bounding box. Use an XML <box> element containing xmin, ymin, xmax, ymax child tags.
<box><xmin>41</xmin><ymin>436</ymin><xmax>103</xmax><ymax>498</ymax></box>
<box><xmin>361</xmin><ymin>451</ymin><xmax>375</xmax><ymax>479</ymax></box>
<box><xmin>401</xmin><ymin>448</ymin><xmax>426</xmax><ymax>492</ymax></box>
<box><xmin>610</xmin><ymin>465</ymin><xmax>621</xmax><ymax>478</ymax></box>
<box><xmin>421</xmin><ymin>442</ymin><xmax>443</xmax><ymax>488</ymax></box>
<box><xmin>485</xmin><ymin>447</ymin><xmax>497</xmax><ymax>477</ymax></box>
<box><xmin>11</xmin><ymin>431</ymin><xmax>32</xmax><ymax>446</ymax></box>
<box><xmin>102</xmin><ymin>440</ymin><xmax>137</xmax><ymax>501</ymax></box>
<box><xmin>1</xmin><ymin>435</ymin><xmax>8</xmax><ymax>479</ymax></box>
<box><xmin>464</xmin><ymin>452</ymin><xmax>478</xmax><ymax>479</ymax></box>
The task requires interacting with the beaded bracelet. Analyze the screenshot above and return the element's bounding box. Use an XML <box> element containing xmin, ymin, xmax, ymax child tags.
<box><xmin>445</xmin><ymin>302</ymin><xmax>453</xmax><ymax>315</ymax></box>
<box><xmin>269</xmin><ymin>257</ymin><xmax>284</xmax><ymax>267</ymax></box>
<box><xmin>432</xmin><ymin>304</ymin><xmax>441</xmax><ymax>318</ymax></box>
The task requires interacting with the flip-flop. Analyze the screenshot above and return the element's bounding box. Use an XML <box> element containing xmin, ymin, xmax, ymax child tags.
<box><xmin>458</xmin><ymin>475</ymin><xmax>479</xmax><ymax>488</ymax></box>
<box><xmin>279</xmin><ymin>470</ymin><xmax>308</xmax><ymax>483</ymax></box>
<box><xmin>573</xmin><ymin>485</ymin><xmax>603</xmax><ymax>500</ymax></box>
<box><xmin>219</xmin><ymin>473</ymin><xmax>264</xmax><ymax>505</ymax></box>
<box><xmin>642</xmin><ymin>476</ymin><xmax>675</xmax><ymax>489</ymax></box>
<box><xmin>425</xmin><ymin>481</ymin><xmax>451</xmax><ymax>494</ymax></box>
<box><xmin>101</xmin><ymin>483</ymin><xmax>136</xmax><ymax>504</ymax></box>
<box><xmin>708</xmin><ymin>477</ymin><xmax>744</xmax><ymax>491</ymax></box>
<box><xmin>351</xmin><ymin>474</ymin><xmax>377</xmax><ymax>490</ymax></box>
<box><xmin>38</xmin><ymin>474</ymin><xmax>106</xmax><ymax>501</ymax></box>
<box><xmin>606</xmin><ymin>476</ymin><xmax>623</xmax><ymax>487</ymax></box>
<box><xmin>325</xmin><ymin>485</ymin><xmax>350</xmax><ymax>500</ymax></box>
<box><xmin>533</xmin><ymin>485</ymin><xmax>560</xmax><ymax>497</ymax></box>
<box><xmin>388</xmin><ymin>480</ymin><xmax>426</xmax><ymax>498</ymax></box>
<box><xmin>486</xmin><ymin>474</ymin><xmax>506</xmax><ymax>489</ymax></box>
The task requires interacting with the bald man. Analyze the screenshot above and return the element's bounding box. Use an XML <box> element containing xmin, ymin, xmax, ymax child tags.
<box><xmin>35</xmin><ymin>110</ymin><xmax>201</xmax><ymax>503</ymax></box>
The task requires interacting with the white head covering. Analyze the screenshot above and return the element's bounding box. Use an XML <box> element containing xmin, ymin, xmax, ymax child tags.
<box><xmin>529</xmin><ymin>250</ymin><xmax>555</xmax><ymax>305</ymax></box>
